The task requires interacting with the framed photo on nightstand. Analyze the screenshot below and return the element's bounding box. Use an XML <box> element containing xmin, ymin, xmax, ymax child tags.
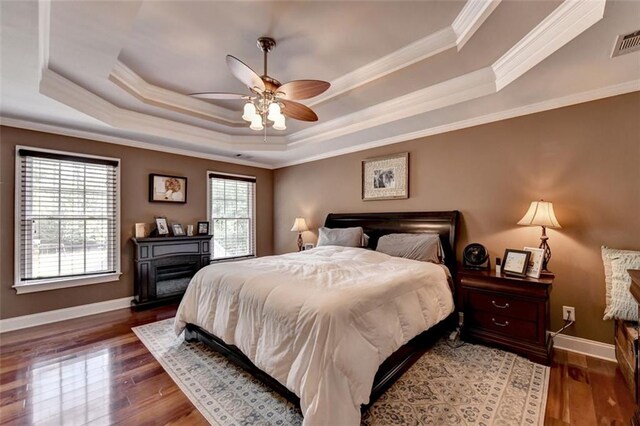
<box><xmin>524</xmin><ymin>247</ymin><xmax>545</xmax><ymax>278</ymax></box>
<box><xmin>502</xmin><ymin>249</ymin><xmax>531</xmax><ymax>277</ymax></box>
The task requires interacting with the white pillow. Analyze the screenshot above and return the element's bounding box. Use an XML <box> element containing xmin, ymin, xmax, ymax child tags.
<box><xmin>316</xmin><ymin>227</ymin><xmax>364</xmax><ymax>248</ymax></box>
<box><xmin>602</xmin><ymin>246</ymin><xmax>639</xmax><ymax>316</ymax></box>
<box><xmin>603</xmin><ymin>251</ymin><xmax>640</xmax><ymax>321</ymax></box>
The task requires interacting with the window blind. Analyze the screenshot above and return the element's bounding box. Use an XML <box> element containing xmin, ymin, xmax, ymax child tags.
<box><xmin>18</xmin><ymin>149</ymin><xmax>119</xmax><ymax>282</ymax></box>
<box><xmin>208</xmin><ymin>173</ymin><xmax>256</xmax><ymax>260</ymax></box>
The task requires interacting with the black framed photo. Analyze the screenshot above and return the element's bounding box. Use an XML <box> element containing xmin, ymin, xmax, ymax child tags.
<box><xmin>155</xmin><ymin>217</ymin><xmax>170</xmax><ymax>235</ymax></box>
<box><xmin>172</xmin><ymin>223</ymin><xmax>185</xmax><ymax>236</ymax></box>
<box><xmin>502</xmin><ymin>249</ymin><xmax>532</xmax><ymax>277</ymax></box>
<box><xmin>197</xmin><ymin>221</ymin><xmax>210</xmax><ymax>235</ymax></box>
<box><xmin>149</xmin><ymin>174</ymin><xmax>187</xmax><ymax>203</ymax></box>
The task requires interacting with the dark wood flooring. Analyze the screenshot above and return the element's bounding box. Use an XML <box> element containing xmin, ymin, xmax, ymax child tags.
<box><xmin>0</xmin><ymin>305</ymin><xmax>636</xmax><ymax>425</ymax></box>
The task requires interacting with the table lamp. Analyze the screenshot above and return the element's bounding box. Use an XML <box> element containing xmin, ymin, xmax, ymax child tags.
<box><xmin>517</xmin><ymin>200</ymin><xmax>561</xmax><ymax>275</ymax></box>
<box><xmin>290</xmin><ymin>218</ymin><xmax>308</xmax><ymax>252</ymax></box>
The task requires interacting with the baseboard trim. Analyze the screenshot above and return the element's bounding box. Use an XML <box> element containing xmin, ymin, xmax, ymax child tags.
<box><xmin>552</xmin><ymin>333</ymin><xmax>616</xmax><ymax>362</ymax></box>
<box><xmin>0</xmin><ymin>297</ymin><xmax>133</xmax><ymax>333</ymax></box>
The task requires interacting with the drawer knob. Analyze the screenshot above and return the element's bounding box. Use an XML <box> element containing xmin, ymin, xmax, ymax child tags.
<box><xmin>492</xmin><ymin>300</ymin><xmax>510</xmax><ymax>309</ymax></box>
<box><xmin>492</xmin><ymin>318</ymin><xmax>510</xmax><ymax>327</ymax></box>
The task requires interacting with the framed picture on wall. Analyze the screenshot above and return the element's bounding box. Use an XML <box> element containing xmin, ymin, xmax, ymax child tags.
<box><xmin>149</xmin><ymin>174</ymin><xmax>187</xmax><ymax>203</ymax></box>
<box><xmin>362</xmin><ymin>152</ymin><xmax>409</xmax><ymax>201</ymax></box>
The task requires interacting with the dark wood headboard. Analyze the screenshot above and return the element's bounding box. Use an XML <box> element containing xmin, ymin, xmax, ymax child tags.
<box><xmin>324</xmin><ymin>211</ymin><xmax>460</xmax><ymax>278</ymax></box>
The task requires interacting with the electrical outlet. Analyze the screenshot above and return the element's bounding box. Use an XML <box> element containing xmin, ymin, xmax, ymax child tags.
<box><xmin>563</xmin><ymin>306</ymin><xmax>575</xmax><ymax>322</ymax></box>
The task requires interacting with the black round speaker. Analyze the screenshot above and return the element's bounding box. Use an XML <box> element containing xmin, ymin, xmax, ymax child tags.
<box><xmin>463</xmin><ymin>243</ymin><xmax>490</xmax><ymax>270</ymax></box>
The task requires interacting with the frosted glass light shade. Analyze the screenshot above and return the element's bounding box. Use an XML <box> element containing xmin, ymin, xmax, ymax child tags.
<box><xmin>249</xmin><ymin>115</ymin><xmax>263</xmax><ymax>131</ymax></box>
<box><xmin>517</xmin><ymin>200</ymin><xmax>561</xmax><ymax>228</ymax></box>
<box><xmin>290</xmin><ymin>217</ymin><xmax>308</xmax><ymax>232</ymax></box>
<box><xmin>273</xmin><ymin>115</ymin><xmax>286</xmax><ymax>130</ymax></box>
<box><xmin>242</xmin><ymin>102</ymin><xmax>256</xmax><ymax>121</ymax></box>
<box><xmin>267</xmin><ymin>102</ymin><xmax>281</xmax><ymax>121</ymax></box>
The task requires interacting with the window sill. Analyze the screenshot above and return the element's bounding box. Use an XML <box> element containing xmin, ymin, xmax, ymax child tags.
<box><xmin>13</xmin><ymin>272</ymin><xmax>122</xmax><ymax>294</ymax></box>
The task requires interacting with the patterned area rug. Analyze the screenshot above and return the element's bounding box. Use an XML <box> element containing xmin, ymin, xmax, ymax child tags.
<box><xmin>133</xmin><ymin>319</ymin><xmax>549</xmax><ymax>425</ymax></box>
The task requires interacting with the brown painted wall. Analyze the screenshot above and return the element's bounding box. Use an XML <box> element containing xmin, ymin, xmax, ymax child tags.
<box><xmin>0</xmin><ymin>126</ymin><xmax>274</xmax><ymax>319</ymax></box>
<box><xmin>273</xmin><ymin>92</ymin><xmax>640</xmax><ymax>344</ymax></box>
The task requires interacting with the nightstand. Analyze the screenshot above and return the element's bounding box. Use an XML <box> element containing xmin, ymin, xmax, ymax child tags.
<box><xmin>458</xmin><ymin>269</ymin><xmax>553</xmax><ymax>365</ymax></box>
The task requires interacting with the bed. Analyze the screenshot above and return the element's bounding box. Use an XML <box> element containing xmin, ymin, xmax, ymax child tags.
<box><xmin>175</xmin><ymin>211</ymin><xmax>459</xmax><ymax>425</ymax></box>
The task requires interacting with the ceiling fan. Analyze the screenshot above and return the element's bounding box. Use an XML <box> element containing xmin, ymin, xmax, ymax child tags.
<box><xmin>190</xmin><ymin>37</ymin><xmax>330</xmax><ymax>132</ymax></box>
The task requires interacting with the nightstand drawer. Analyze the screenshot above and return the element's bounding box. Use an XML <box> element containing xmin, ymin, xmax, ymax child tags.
<box><xmin>468</xmin><ymin>311</ymin><xmax>539</xmax><ymax>341</ymax></box>
<box><xmin>465</xmin><ymin>290</ymin><xmax>538</xmax><ymax>321</ymax></box>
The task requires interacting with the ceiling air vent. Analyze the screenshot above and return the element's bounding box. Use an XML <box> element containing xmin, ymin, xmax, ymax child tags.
<box><xmin>611</xmin><ymin>29</ymin><xmax>640</xmax><ymax>58</ymax></box>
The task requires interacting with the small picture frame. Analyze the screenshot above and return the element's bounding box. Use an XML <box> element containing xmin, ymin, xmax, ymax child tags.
<box><xmin>523</xmin><ymin>247</ymin><xmax>545</xmax><ymax>278</ymax></box>
<box><xmin>155</xmin><ymin>217</ymin><xmax>170</xmax><ymax>235</ymax></box>
<box><xmin>303</xmin><ymin>243</ymin><xmax>315</xmax><ymax>251</ymax></box>
<box><xmin>149</xmin><ymin>174</ymin><xmax>187</xmax><ymax>203</ymax></box>
<box><xmin>502</xmin><ymin>249</ymin><xmax>531</xmax><ymax>277</ymax></box>
<box><xmin>197</xmin><ymin>221</ymin><xmax>210</xmax><ymax>235</ymax></box>
<box><xmin>172</xmin><ymin>224</ymin><xmax>185</xmax><ymax>236</ymax></box>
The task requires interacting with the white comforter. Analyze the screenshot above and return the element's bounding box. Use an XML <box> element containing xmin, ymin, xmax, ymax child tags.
<box><xmin>174</xmin><ymin>246</ymin><xmax>454</xmax><ymax>425</ymax></box>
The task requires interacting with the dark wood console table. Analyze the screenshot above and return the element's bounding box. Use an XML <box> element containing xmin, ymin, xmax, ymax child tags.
<box><xmin>131</xmin><ymin>235</ymin><xmax>212</xmax><ymax>310</ymax></box>
<box><xmin>629</xmin><ymin>269</ymin><xmax>640</xmax><ymax>426</ymax></box>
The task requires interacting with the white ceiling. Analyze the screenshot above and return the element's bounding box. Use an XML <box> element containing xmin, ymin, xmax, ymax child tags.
<box><xmin>1</xmin><ymin>0</ymin><xmax>638</xmax><ymax>169</ymax></box>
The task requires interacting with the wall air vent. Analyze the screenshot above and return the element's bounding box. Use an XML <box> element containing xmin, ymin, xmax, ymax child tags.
<box><xmin>611</xmin><ymin>29</ymin><xmax>640</xmax><ymax>58</ymax></box>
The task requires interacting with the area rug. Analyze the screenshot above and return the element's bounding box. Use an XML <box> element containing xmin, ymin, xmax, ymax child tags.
<box><xmin>133</xmin><ymin>319</ymin><xmax>549</xmax><ymax>425</ymax></box>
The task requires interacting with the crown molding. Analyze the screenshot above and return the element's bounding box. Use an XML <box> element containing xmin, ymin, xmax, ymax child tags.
<box><xmin>109</xmin><ymin>61</ymin><xmax>245</xmax><ymax>126</ymax></box>
<box><xmin>289</xmin><ymin>67</ymin><xmax>496</xmax><ymax>147</ymax></box>
<box><xmin>0</xmin><ymin>116</ymin><xmax>277</xmax><ymax>169</ymax></box>
<box><xmin>39</xmin><ymin>68</ymin><xmax>288</xmax><ymax>151</ymax></box>
<box><xmin>31</xmin><ymin>0</ymin><xmax>612</xmax><ymax>162</ymax></box>
<box><xmin>308</xmin><ymin>0</ymin><xmax>500</xmax><ymax>106</ymax></box>
<box><xmin>492</xmin><ymin>0</ymin><xmax>606</xmax><ymax>90</ymax></box>
<box><xmin>452</xmin><ymin>0</ymin><xmax>502</xmax><ymax>50</ymax></box>
<box><xmin>6</xmin><ymin>82</ymin><xmax>637</xmax><ymax>171</ymax></box>
<box><xmin>307</xmin><ymin>27</ymin><xmax>457</xmax><ymax>107</ymax></box>
<box><xmin>105</xmin><ymin>0</ymin><xmax>498</xmax><ymax>112</ymax></box>
<box><xmin>274</xmin><ymin>81</ymin><xmax>640</xmax><ymax>168</ymax></box>
<box><xmin>285</xmin><ymin>0</ymin><xmax>606</xmax><ymax>149</ymax></box>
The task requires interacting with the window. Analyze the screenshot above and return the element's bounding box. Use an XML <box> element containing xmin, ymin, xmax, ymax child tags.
<box><xmin>208</xmin><ymin>172</ymin><xmax>256</xmax><ymax>260</ymax></box>
<box><xmin>15</xmin><ymin>147</ymin><xmax>120</xmax><ymax>293</ymax></box>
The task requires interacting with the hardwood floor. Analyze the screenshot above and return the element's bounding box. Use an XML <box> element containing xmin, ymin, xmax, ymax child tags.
<box><xmin>0</xmin><ymin>305</ymin><xmax>636</xmax><ymax>425</ymax></box>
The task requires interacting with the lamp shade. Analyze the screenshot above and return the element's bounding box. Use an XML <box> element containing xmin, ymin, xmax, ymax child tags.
<box><xmin>249</xmin><ymin>115</ymin><xmax>263</xmax><ymax>131</ymax></box>
<box><xmin>517</xmin><ymin>200</ymin><xmax>561</xmax><ymax>228</ymax></box>
<box><xmin>290</xmin><ymin>218</ymin><xmax>309</xmax><ymax>232</ymax></box>
<box><xmin>242</xmin><ymin>102</ymin><xmax>256</xmax><ymax>121</ymax></box>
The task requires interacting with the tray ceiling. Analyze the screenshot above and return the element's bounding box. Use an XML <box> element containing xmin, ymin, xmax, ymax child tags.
<box><xmin>1</xmin><ymin>0</ymin><xmax>638</xmax><ymax>168</ymax></box>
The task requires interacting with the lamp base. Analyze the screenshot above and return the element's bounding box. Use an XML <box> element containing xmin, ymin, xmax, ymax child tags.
<box><xmin>297</xmin><ymin>233</ymin><xmax>303</xmax><ymax>252</ymax></box>
<box><xmin>539</xmin><ymin>226</ymin><xmax>553</xmax><ymax>274</ymax></box>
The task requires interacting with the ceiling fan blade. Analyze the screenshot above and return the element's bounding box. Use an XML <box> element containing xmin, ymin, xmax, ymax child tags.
<box><xmin>190</xmin><ymin>92</ymin><xmax>247</xmax><ymax>100</ymax></box>
<box><xmin>281</xmin><ymin>100</ymin><xmax>318</xmax><ymax>122</ymax></box>
<box><xmin>277</xmin><ymin>80</ymin><xmax>330</xmax><ymax>100</ymax></box>
<box><xmin>226</xmin><ymin>55</ymin><xmax>266</xmax><ymax>91</ymax></box>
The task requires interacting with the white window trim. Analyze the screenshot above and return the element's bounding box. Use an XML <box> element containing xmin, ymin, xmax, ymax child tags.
<box><xmin>13</xmin><ymin>145</ymin><xmax>122</xmax><ymax>294</ymax></box>
<box><xmin>206</xmin><ymin>170</ymin><xmax>257</xmax><ymax>262</ymax></box>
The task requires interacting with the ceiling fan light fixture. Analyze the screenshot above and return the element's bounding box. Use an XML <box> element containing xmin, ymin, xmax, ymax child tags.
<box><xmin>189</xmin><ymin>37</ymin><xmax>330</xmax><ymax>137</ymax></box>
<box><xmin>273</xmin><ymin>115</ymin><xmax>286</xmax><ymax>131</ymax></box>
<box><xmin>249</xmin><ymin>115</ymin><xmax>264</xmax><ymax>131</ymax></box>
<box><xmin>242</xmin><ymin>102</ymin><xmax>256</xmax><ymax>121</ymax></box>
<box><xmin>267</xmin><ymin>102</ymin><xmax>282</xmax><ymax>121</ymax></box>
